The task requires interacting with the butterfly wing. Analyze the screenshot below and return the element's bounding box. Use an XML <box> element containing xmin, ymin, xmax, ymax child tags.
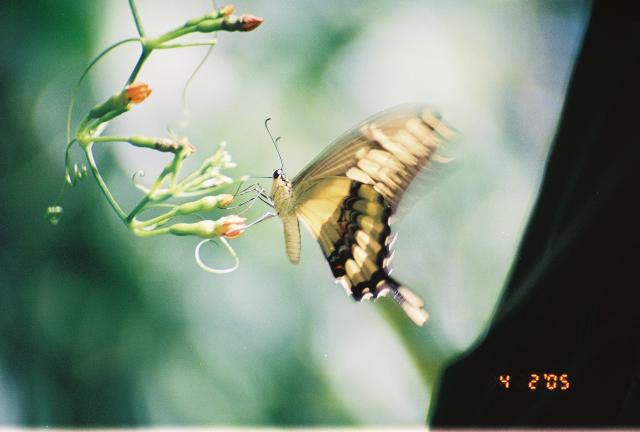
<box><xmin>293</xmin><ymin>104</ymin><xmax>455</xmax><ymax>214</ymax></box>
<box><xmin>292</xmin><ymin>104</ymin><xmax>456</xmax><ymax>326</ymax></box>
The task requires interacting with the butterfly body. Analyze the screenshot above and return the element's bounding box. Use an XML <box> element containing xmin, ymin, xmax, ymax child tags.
<box><xmin>268</xmin><ymin>104</ymin><xmax>455</xmax><ymax>326</ymax></box>
<box><xmin>271</xmin><ymin>169</ymin><xmax>301</xmax><ymax>264</ymax></box>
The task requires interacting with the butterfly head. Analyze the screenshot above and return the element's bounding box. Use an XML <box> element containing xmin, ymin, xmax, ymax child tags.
<box><xmin>272</xmin><ymin>168</ymin><xmax>290</xmax><ymax>183</ymax></box>
<box><xmin>272</xmin><ymin>168</ymin><xmax>291</xmax><ymax>187</ymax></box>
<box><xmin>270</xmin><ymin>168</ymin><xmax>294</xmax><ymax>216</ymax></box>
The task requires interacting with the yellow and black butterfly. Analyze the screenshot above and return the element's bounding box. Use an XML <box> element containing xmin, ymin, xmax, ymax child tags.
<box><xmin>258</xmin><ymin>104</ymin><xmax>455</xmax><ymax>326</ymax></box>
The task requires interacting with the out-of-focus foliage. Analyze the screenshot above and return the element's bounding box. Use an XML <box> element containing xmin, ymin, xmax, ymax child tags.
<box><xmin>0</xmin><ymin>0</ymin><xmax>590</xmax><ymax>426</ymax></box>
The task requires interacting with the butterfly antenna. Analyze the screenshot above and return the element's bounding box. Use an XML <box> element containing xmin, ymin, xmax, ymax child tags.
<box><xmin>264</xmin><ymin>118</ymin><xmax>284</xmax><ymax>170</ymax></box>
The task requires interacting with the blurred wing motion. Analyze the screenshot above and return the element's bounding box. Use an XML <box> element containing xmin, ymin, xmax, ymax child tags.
<box><xmin>290</xmin><ymin>104</ymin><xmax>456</xmax><ymax>325</ymax></box>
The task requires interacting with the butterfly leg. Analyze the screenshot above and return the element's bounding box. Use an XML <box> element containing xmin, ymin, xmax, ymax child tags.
<box><xmin>235</xmin><ymin>182</ymin><xmax>262</xmax><ymax>196</ymax></box>
<box><xmin>226</xmin><ymin>183</ymin><xmax>274</xmax><ymax>212</ymax></box>
<box><xmin>258</xmin><ymin>188</ymin><xmax>274</xmax><ymax>208</ymax></box>
<box><xmin>242</xmin><ymin>182</ymin><xmax>274</xmax><ymax>208</ymax></box>
<box><xmin>245</xmin><ymin>211</ymin><xmax>277</xmax><ymax>229</ymax></box>
<box><xmin>258</xmin><ymin>194</ymin><xmax>274</xmax><ymax>208</ymax></box>
<box><xmin>226</xmin><ymin>195</ymin><xmax>264</xmax><ymax>215</ymax></box>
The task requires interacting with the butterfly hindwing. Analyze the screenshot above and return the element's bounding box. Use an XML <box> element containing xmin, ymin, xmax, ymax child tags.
<box><xmin>295</xmin><ymin>178</ymin><xmax>428</xmax><ymax>325</ymax></box>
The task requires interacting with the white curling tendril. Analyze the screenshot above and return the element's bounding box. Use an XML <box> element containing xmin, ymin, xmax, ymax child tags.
<box><xmin>195</xmin><ymin>237</ymin><xmax>239</xmax><ymax>274</ymax></box>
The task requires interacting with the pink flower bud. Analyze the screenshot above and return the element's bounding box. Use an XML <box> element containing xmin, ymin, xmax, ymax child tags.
<box><xmin>240</xmin><ymin>14</ymin><xmax>263</xmax><ymax>31</ymax></box>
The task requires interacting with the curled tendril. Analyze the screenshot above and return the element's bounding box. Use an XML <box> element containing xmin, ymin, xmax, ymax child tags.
<box><xmin>132</xmin><ymin>169</ymin><xmax>146</xmax><ymax>182</ymax></box>
<box><xmin>195</xmin><ymin>237</ymin><xmax>239</xmax><ymax>274</ymax></box>
<box><xmin>131</xmin><ymin>170</ymin><xmax>152</xmax><ymax>194</ymax></box>
<box><xmin>63</xmin><ymin>139</ymin><xmax>88</xmax><ymax>186</ymax></box>
<box><xmin>179</xmin><ymin>44</ymin><xmax>215</xmax><ymax>130</ymax></box>
<box><xmin>131</xmin><ymin>169</ymin><xmax>146</xmax><ymax>187</ymax></box>
<box><xmin>50</xmin><ymin>141</ymin><xmax>86</xmax><ymax>224</ymax></box>
<box><xmin>68</xmin><ymin>163</ymin><xmax>88</xmax><ymax>186</ymax></box>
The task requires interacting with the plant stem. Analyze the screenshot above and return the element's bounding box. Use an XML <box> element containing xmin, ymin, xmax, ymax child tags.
<box><xmin>90</xmin><ymin>136</ymin><xmax>131</xmax><ymax>143</ymax></box>
<box><xmin>126</xmin><ymin>48</ymin><xmax>151</xmax><ymax>85</ymax></box>
<box><xmin>128</xmin><ymin>0</ymin><xmax>146</xmax><ymax>37</ymax></box>
<box><xmin>83</xmin><ymin>146</ymin><xmax>127</xmax><ymax>221</ymax></box>
<box><xmin>135</xmin><ymin>207</ymin><xmax>179</xmax><ymax>228</ymax></box>
<box><xmin>67</xmin><ymin>37</ymin><xmax>140</xmax><ymax>144</ymax></box>
<box><xmin>132</xmin><ymin>226</ymin><xmax>172</xmax><ymax>237</ymax></box>
<box><xmin>127</xmin><ymin>160</ymin><xmax>175</xmax><ymax>223</ymax></box>
<box><xmin>56</xmin><ymin>3</ymin><xmax>258</xmax><ymax>242</ymax></box>
<box><xmin>157</xmin><ymin>40</ymin><xmax>218</xmax><ymax>49</ymax></box>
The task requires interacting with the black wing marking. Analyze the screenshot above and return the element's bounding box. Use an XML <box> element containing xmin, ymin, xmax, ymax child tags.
<box><xmin>296</xmin><ymin>179</ymin><xmax>428</xmax><ymax>325</ymax></box>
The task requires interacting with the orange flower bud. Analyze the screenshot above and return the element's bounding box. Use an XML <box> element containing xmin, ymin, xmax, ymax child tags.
<box><xmin>221</xmin><ymin>5</ymin><xmax>234</xmax><ymax>17</ymax></box>
<box><xmin>218</xmin><ymin>215</ymin><xmax>246</xmax><ymax>239</ymax></box>
<box><xmin>218</xmin><ymin>194</ymin><xmax>234</xmax><ymax>207</ymax></box>
<box><xmin>126</xmin><ymin>82</ymin><xmax>152</xmax><ymax>104</ymax></box>
<box><xmin>240</xmin><ymin>14</ymin><xmax>263</xmax><ymax>31</ymax></box>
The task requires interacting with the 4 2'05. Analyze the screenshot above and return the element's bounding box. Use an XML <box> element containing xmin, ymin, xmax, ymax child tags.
<box><xmin>498</xmin><ymin>373</ymin><xmax>570</xmax><ymax>391</ymax></box>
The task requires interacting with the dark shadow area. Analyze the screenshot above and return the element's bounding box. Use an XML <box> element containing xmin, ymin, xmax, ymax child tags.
<box><xmin>430</xmin><ymin>0</ymin><xmax>640</xmax><ymax>426</ymax></box>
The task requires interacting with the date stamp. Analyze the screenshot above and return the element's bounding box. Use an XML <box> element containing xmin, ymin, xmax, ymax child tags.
<box><xmin>498</xmin><ymin>373</ymin><xmax>570</xmax><ymax>391</ymax></box>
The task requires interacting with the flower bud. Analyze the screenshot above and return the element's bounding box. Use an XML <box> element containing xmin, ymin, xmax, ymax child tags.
<box><xmin>168</xmin><ymin>215</ymin><xmax>246</xmax><ymax>239</ymax></box>
<box><xmin>217</xmin><ymin>215</ymin><xmax>246</xmax><ymax>239</ymax></box>
<box><xmin>126</xmin><ymin>82</ymin><xmax>152</xmax><ymax>104</ymax></box>
<box><xmin>176</xmin><ymin>195</ymin><xmax>232</xmax><ymax>215</ymax></box>
<box><xmin>169</xmin><ymin>220</ymin><xmax>217</xmax><ymax>238</ymax></box>
<box><xmin>218</xmin><ymin>194</ymin><xmax>234</xmax><ymax>207</ymax></box>
<box><xmin>240</xmin><ymin>14</ymin><xmax>263</xmax><ymax>31</ymax></box>
<box><xmin>221</xmin><ymin>5</ymin><xmax>234</xmax><ymax>17</ymax></box>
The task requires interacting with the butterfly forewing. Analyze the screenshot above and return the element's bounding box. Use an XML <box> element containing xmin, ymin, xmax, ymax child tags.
<box><xmin>293</xmin><ymin>104</ymin><xmax>455</xmax><ymax>213</ymax></box>
<box><xmin>287</xmin><ymin>104</ymin><xmax>455</xmax><ymax>326</ymax></box>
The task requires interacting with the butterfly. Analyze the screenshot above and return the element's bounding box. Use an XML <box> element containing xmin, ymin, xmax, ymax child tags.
<box><xmin>260</xmin><ymin>104</ymin><xmax>455</xmax><ymax>326</ymax></box>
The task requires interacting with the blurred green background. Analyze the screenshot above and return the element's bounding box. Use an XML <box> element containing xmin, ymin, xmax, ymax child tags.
<box><xmin>0</xmin><ymin>0</ymin><xmax>590</xmax><ymax>426</ymax></box>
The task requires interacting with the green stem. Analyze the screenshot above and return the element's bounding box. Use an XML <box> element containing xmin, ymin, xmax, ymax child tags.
<box><xmin>148</xmin><ymin>25</ymin><xmax>196</xmax><ymax>48</ymax></box>
<box><xmin>128</xmin><ymin>198</ymin><xmax>152</xmax><ymax>224</ymax></box>
<box><xmin>168</xmin><ymin>149</ymin><xmax>190</xmax><ymax>190</ymax></box>
<box><xmin>181</xmin><ymin>173</ymin><xmax>214</xmax><ymax>191</ymax></box>
<box><xmin>126</xmin><ymin>48</ymin><xmax>151</xmax><ymax>85</ymax></box>
<box><xmin>88</xmin><ymin>108</ymin><xmax>129</xmax><ymax>132</ymax></box>
<box><xmin>135</xmin><ymin>207</ymin><xmax>180</xmax><ymax>228</ymax></box>
<box><xmin>83</xmin><ymin>145</ymin><xmax>127</xmax><ymax>221</ymax></box>
<box><xmin>178</xmin><ymin>148</ymin><xmax>226</xmax><ymax>188</ymax></box>
<box><xmin>90</xmin><ymin>136</ymin><xmax>131</xmax><ymax>143</ymax></box>
<box><xmin>89</xmin><ymin>135</ymin><xmax>182</xmax><ymax>153</ymax></box>
<box><xmin>179</xmin><ymin>164</ymin><xmax>209</xmax><ymax>185</ymax></box>
<box><xmin>128</xmin><ymin>0</ymin><xmax>146</xmax><ymax>36</ymax></box>
<box><xmin>157</xmin><ymin>40</ymin><xmax>218</xmax><ymax>49</ymax></box>
<box><xmin>143</xmin><ymin>15</ymin><xmax>228</xmax><ymax>50</ymax></box>
<box><xmin>127</xmin><ymin>159</ymin><xmax>175</xmax><ymax>222</ymax></box>
<box><xmin>66</xmin><ymin>37</ymin><xmax>141</xmax><ymax>144</ymax></box>
<box><xmin>132</xmin><ymin>226</ymin><xmax>171</xmax><ymax>237</ymax></box>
